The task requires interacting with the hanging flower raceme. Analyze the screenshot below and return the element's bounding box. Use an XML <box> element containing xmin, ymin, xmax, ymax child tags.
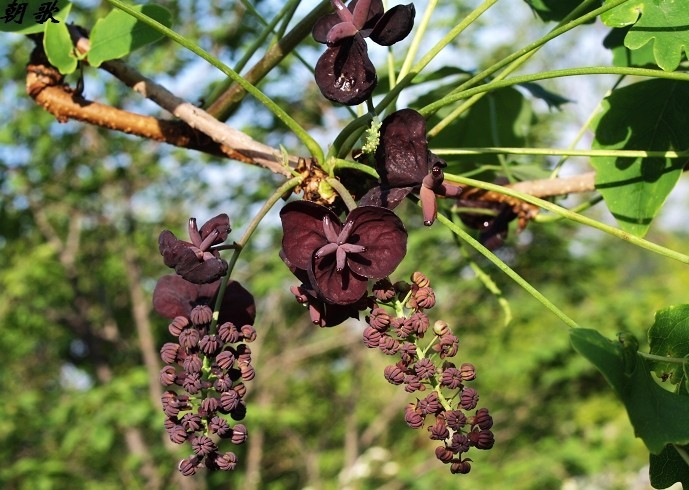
<box><xmin>280</xmin><ymin>201</ymin><xmax>407</xmax><ymax>306</ymax></box>
<box><xmin>159</xmin><ymin>214</ymin><xmax>231</xmax><ymax>284</ymax></box>
<box><xmin>313</xmin><ymin>0</ymin><xmax>415</xmax><ymax>105</ymax></box>
<box><xmin>360</xmin><ymin>108</ymin><xmax>464</xmax><ymax>225</ymax></box>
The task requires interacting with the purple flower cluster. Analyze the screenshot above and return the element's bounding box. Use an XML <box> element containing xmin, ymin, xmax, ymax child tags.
<box><xmin>280</xmin><ymin>201</ymin><xmax>407</xmax><ymax>326</ymax></box>
<box><xmin>154</xmin><ymin>214</ymin><xmax>257</xmax><ymax>475</ymax></box>
<box><xmin>363</xmin><ymin>272</ymin><xmax>494</xmax><ymax>474</ymax></box>
<box><xmin>313</xmin><ymin>0</ymin><xmax>415</xmax><ymax>105</ymax></box>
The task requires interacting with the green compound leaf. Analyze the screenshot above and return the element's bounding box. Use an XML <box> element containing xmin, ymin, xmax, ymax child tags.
<box><xmin>0</xmin><ymin>0</ymin><xmax>71</xmax><ymax>33</ymax></box>
<box><xmin>650</xmin><ymin>444</ymin><xmax>689</xmax><ymax>489</ymax></box>
<box><xmin>649</xmin><ymin>305</ymin><xmax>689</xmax><ymax>386</ymax></box>
<box><xmin>43</xmin><ymin>4</ymin><xmax>77</xmax><ymax>75</ymax></box>
<box><xmin>602</xmin><ymin>0</ymin><xmax>689</xmax><ymax>71</ymax></box>
<box><xmin>87</xmin><ymin>4</ymin><xmax>172</xmax><ymax>67</ymax></box>
<box><xmin>591</xmin><ymin>79</ymin><xmax>689</xmax><ymax>237</ymax></box>
<box><xmin>570</xmin><ymin>328</ymin><xmax>689</xmax><ymax>455</ymax></box>
<box><xmin>603</xmin><ymin>26</ymin><xmax>658</xmax><ymax>68</ymax></box>
<box><xmin>524</xmin><ymin>0</ymin><xmax>597</xmax><ymax>22</ymax></box>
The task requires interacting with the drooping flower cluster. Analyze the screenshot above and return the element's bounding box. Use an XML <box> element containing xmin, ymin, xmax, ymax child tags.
<box><xmin>280</xmin><ymin>201</ymin><xmax>407</xmax><ymax>326</ymax></box>
<box><xmin>360</xmin><ymin>108</ymin><xmax>464</xmax><ymax>225</ymax></box>
<box><xmin>154</xmin><ymin>215</ymin><xmax>257</xmax><ymax>475</ymax></box>
<box><xmin>363</xmin><ymin>272</ymin><xmax>494</xmax><ymax>474</ymax></box>
<box><xmin>313</xmin><ymin>0</ymin><xmax>415</xmax><ymax>105</ymax></box>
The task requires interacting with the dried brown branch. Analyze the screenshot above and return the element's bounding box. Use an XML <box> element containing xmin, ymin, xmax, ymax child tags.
<box><xmin>26</xmin><ymin>41</ymin><xmax>293</xmax><ymax>176</ymax></box>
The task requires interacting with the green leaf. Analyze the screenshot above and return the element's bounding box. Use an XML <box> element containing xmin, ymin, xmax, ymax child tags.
<box><xmin>87</xmin><ymin>4</ymin><xmax>172</xmax><ymax>67</ymax></box>
<box><xmin>649</xmin><ymin>305</ymin><xmax>689</xmax><ymax>386</ymax></box>
<box><xmin>570</xmin><ymin>328</ymin><xmax>689</xmax><ymax>454</ymax></box>
<box><xmin>0</xmin><ymin>0</ymin><xmax>71</xmax><ymax>33</ymax></box>
<box><xmin>602</xmin><ymin>0</ymin><xmax>689</xmax><ymax>71</ymax></box>
<box><xmin>591</xmin><ymin>79</ymin><xmax>689</xmax><ymax>237</ymax></box>
<box><xmin>603</xmin><ymin>27</ymin><xmax>658</xmax><ymax>68</ymax></box>
<box><xmin>650</xmin><ymin>444</ymin><xmax>689</xmax><ymax>489</ymax></box>
<box><xmin>43</xmin><ymin>5</ymin><xmax>77</xmax><ymax>75</ymax></box>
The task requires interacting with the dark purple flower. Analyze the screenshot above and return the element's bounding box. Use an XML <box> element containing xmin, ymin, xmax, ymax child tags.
<box><xmin>152</xmin><ymin>274</ymin><xmax>256</xmax><ymax>327</ymax></box>
<box><xmin>313</xmin><ymin>0</ymin><xmax>415</xmax><ymax>105</ymax></box>
<box><xmin>159</xmin><ymin>214</ymin><xmax>231</xmax><ymax>284</ymax></box>
<box><xmin>359</xmin><ymin>109</ymin><xmax>464</xmax><ymax>225</ymax></box>
<box><xmin>280</xmin><ymin>201</ymin><xmax>407</xmax><ymax>305</ymax></box>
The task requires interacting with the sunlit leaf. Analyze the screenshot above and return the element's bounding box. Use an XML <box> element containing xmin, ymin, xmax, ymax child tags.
<box><xmin>87</xmin><ymin>4</ymin><xmax>172</xmax><ymax>67</ymax></box>
<box><xmin>0</xmin><ymin>0</ymin><xmax>71</xmax><ymax>33</ymax></box>
<box><xmin>603</xmin><ymin>26</ymin><xmax>658</xmax><ymax>68</ymax></box>
<box><xmin>43</xmin><ymin>5</ymin><xmax>77</xmax><ymax>75</ymax></box>
<box><xmin>591</xmin><ymin>79</ymin><xmax>689</xmax><ymax>237</ymax></box>
<box><xmin>602</xmin><ymin>0</ymin><xmax>689</xmax><ymax>71</ymax></box>
<box><xmin>570</xmin><ymin>328</ymin><xmax>689</xmax><ymax>454</ymax></box>
<box><xmin>649</xmin><ymin>305</ymin><xmax>689</xmax><ymax>386</ymax></box>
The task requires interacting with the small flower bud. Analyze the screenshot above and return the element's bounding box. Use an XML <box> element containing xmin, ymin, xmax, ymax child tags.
<box><xmin>440</xmin><ymin>367</ymin><xmax>463</xmax><ymax>390</ymax></box>
<box><xmin>199</xmin><ymin>335</ymin><xmax>221</xmax><ymax>355</ymax></box>
<box><xmin>216</xmin><ymin>349</ymin><xmax>236</xmax><ymax>370</ymax></box>
<box><xmin>450</xmin><ymin>458</ymin><xmax>472</xmax><ymax>474</ymax></box>
<box><xmin>468</xmin><ymin>428</ymin><xmax>494</xmax><ymax>450</ymax></box>
<box><xmin>412</xmin><ymin>287</ymin><xmax>435</xmax><ymax>309</ymax></box>
<box><xmin>191</xmin><ymin>435</ymin><xmax>217</xmax><ymax>456</ymax></box>
<box><xmin>160</xmin><ymin>343</ymin><xmax>180</xmax><ymax>364</ymax></box>
<box><xmin>411</xmin><ymin>271</ymin><xmax>430</xmax><ymax>288</ymax></box>
<box><xmin>190</xmin><ymin>305</ymin><xmax>213</xmax><ymax>326</ymax></box>
<box><xmin>160</xmin><ymin>366</ymin><xmax>177</xmax><ymax>386</ymax></box>
<box><xmin>230</xmin><ymin>424</ymin><xmax>248</xmax><ymax>444</ymax></box>
<box><xmin>214</xmin><ymin>451</ymin><xmax>237</xmax><ymax>471</ymax></box>
<box><xmin>368</xmin><ymin>307</ymin><xmax>391</xmax><ymax>331</ymax></box>
<box><xmin>378</xmin><ymin>335</ymin><xmax>400</xmax><ymax>355</ymax></box>
<box><xmin>471</xmin><ymin>408</ymin><xmax>493</xmax><ymax>430</ymax></box>
<box><xmin>460</xmin><ymin>387</ymin><xmax>479</xmax><ymax>410</ymax></box>
<box><xmin>240</xmin><ymin>325</ymin><xmax>257</xmax><ymax>342</ymax></box>
<box><xmin>414</xmin><ymin>358</ymin><xmax>436</xmax><ymax>380</ymax></box>
<box><xmin>182</xmin><ymin>372</ymin><xmax>202</xmax><ymax>395</ymax></box>
<box><xmin>183</xmin><ymin>353</ymin><xmax>202</xmax><ymax>374</ymax></box>
<box><xmin>210</xmin><ymin>416</ymin><xmax>231</xmax><ymax>437</ymax></box>
<box><xmin>428</xmin><ymin>418</ymin><xmax>450</xmax><ymax>440</ymax></box>
<box><xmin>435</xmin><ymin>445</ymin><xmax>454</xmax><ymax>463</ymax></box>
<box><xmin>409</xmin><ymin>311</ymin><xmax>429</xmax><ymax>336</ymax></box>
<box><xmin>169</xmin><ymin>316</ymin><xmax>190</xmax><ymax>337</ymax></box>
<box><xmin>460</xmin><ymin>363</ymin><xmax>476</xmax><ymax>381</ymax></box>
<box><xmin>167</xmin><ymin>424</ymin><xmax>188</xmax><ymax>444</ymax></box>
<box><xmin>239</xmin><ymin>362</ymin><xmax>255</xmax><ymax>381</ymax></box>
<box><xmin>391</xmin><ymin>316</ymin><xmax>414</xmax><ymax>337</ymax></box>
<box><xmin>363</xmin><ymin>326</ymin><xmax>382</xmax><ymax>348</ymax></box>
<box><xmin>445</xmin><ymin>410</ymin><xmax>467</xmax><ymax>431</ymax></box>
<box><xmin>180</xmin><ymin>413</ymin><xmax>203</xmax><ymax>432</ymax></box>
<box><xmin>218</xmin><ymin>322</ymin><xmax>241</xmax><ymax>343</ymax></box>
<box><xmin>404</xmin><ymin>404</ymin><xmax>424</xmax><ymax>429</ymax></box>
<box><xmin>179</xmin><ymin>328</ymin><xmax>200</xmax><ymax>350</ymax></box>
<box><xmin>372</xmin><ymin>278</ymin><xmax>396</xmax><ymax>301</ymax></box>
<box><xmin>384</xmin><ymin>364</ymin><xmax>406</xmax><ymax>385</ymax></box>
<box><xmin>433</xmin><ymin>320</ymin><xmax>449</xmax><ymax>336</ymax></box>
<box><xmin>449</xmin><ymin>432</ymin><xmax>470</xmax><ymax>453</ymax></box>
<box><xmin>220</xmin><ymin>390</ymin><xmax>240</xmax><ymax>412</ymax></box>
<box><xmin>233</xmin><ymin>382</ymin><xmax>247</xmax><ymax>398</ymax></box>
<box><xmin>178</xmin><ymin>456</ymin><xmax>200</xmax><ymax>476</ymax></box>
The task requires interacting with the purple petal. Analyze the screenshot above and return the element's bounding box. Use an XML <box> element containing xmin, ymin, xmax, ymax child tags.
<box><xmin>199</xmin><ymin>213</ymin><xmax>231</xmax><ymax>244</ymax></box>
<box><xmin>358</xmin><ymin>185</ymin><xmax>414</xmax><ymax>209</ymax></box>
<box><xmin>218</xmin><ymin>280</ymin><xmax>256</xmax><ymax>326</ymax></box>
<box><xmin>376</xmin><ymin>109</ymin><xmax>430</xmax><ymax>187</ymax></box>
<box><xmin>352</xmin><ymin>0</ymin><xmax>373</xmax><ymax>30</ymax></box>
<box><xmin>369</xmin><ymin>3</ymin><xmax>415</xmax><ymax>46</ymax></box>
<box><xmin>280</xmin><ymin>201</ymin><xmax>340</xmax><ymax>270</ymax></box>
<box><xmin>420</xmin><ymin>185</ymin><xmax>437</xmax><ymax>226</ymax></box>
<box><xmin>327</xmin><ymin>21</ymin><xmax>360</xmax><ymax>45</ymax></box>
<box><xmin>315</xmin><ymin>35</ymin><xmax>377</xmax><ymax>106</ymax></box>
<box><xmin>153</xmin><ymin>275</ymin><xmax>218</xmax><ymax>319</ymax></box>
<box><xmin>313</xmin><ymin>11</ymin><xmax>344</xmax><ymax>44</ymax></box>
<box><xmin>344</xmin><ymin>206</ymin><xmax>407</xmax><ymax>278</ymax></box>
<box><xmin>309</xmin><ymin>253</ymin><xmax>369</xmax><ymax>304</ymax></box>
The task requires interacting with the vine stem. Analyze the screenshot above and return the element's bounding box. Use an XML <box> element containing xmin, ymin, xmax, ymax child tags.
<box><xmin>326</xmin><ymin>177</ymin><xmax>358</xmax><ymax>211</ymax></box>
<box><xmin>421</xmin><ymin>66</ymin><xmax>689</xmax><ymax>115</ymax></box>
<box><xmin>436</xmin><ymin>212</ymin><xmax>580</xmax><ymax>329</ymax></box>
<box><xmin>434</xmin><ymin>148</ymin><xmax>689</xmax><ymax>159</ymax></box>
<box><xmin>105</xmin><ymin>0</ymin><xmax>324</xmax><ymax>163</ymax></box>
<box><xmin>210</xmin><ymin>176</ymin><xmax>302</xmax><ymax>330</ymax></box>
<box><xmin>638</xmin><ymin>352</ymin><xmax>689</xmax><ymax>365</ymax></box>
<box><xmin>444</xmin><ymin>173</ymin><xmax>689</xmax><ymax>265</ymax></box>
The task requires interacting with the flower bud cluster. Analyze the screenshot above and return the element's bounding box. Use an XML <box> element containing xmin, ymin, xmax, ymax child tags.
<box><xmin>160</xmin><ymin>311</ymin><xmax>257</xmax><ymax>475</ymax></box>
<box><xmin>364</xmin><ymin>272</ymin><xmax>494</xmax><ymax>475</ymax></box>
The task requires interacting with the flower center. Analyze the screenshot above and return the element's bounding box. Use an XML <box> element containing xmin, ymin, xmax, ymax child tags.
<box><xmin>315</xmin><ymin>215</ymin><xmax>367</xmax><ymax>272</ymax></box>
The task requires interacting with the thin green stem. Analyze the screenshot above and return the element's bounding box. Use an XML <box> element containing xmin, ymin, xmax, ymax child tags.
<box><xmin>106</xmin><ymin>0</ymin><xmax>324</xmax><ymax>163</ymax></box>
<box><xmin>427</xmin><ymin>0</ymin><xmax>602</xmax><ymax>137</ymax></box>
<box><xmin>534</xmin><ymin>195</ymin><xmax>603</xmax><ymax>223</ymax></box>
<box><xmin>332</xmin><ymin>158</ymin><xmax>379</xmax><ymax>179</ymax></box>
<box><xmin>638</xmin><ymin>352</ymin><xmax>688</xmax><ymax>365</ymax></box>
<box><xmin>436</xmin><ymin>212</ymin><xmax>580</xmax><ymax>329</ymax></box>
<box><xmin>327</xmin><ymin>113</ymin><xmax>373</xmax><ymax>160</ymax></box>
<box><xmin>326</xmin><ymin>177</ymin><xmax>358</xmax><ymax>211</ymax></box>
<box><xmin>210</xmin><ymin>176</ymin><xmax>302</xmax><ymax>331</ymax></box>
<box><xmin>444</xmin><ymin>173</ymin><xmax>689</xmax><ymax>264</ymax></box>
<box><xmin>433</xmin><ymin>147</ymin><xmax>689</xmax><ymax>159</ymax></box>
<box><xmin>373</xmin><ymin>0</ymin><xmax>500</xmax><ymax>114</ymax></box>
<box><xmin>421</xmin><ymin>67</ymin><xmax>689</xmax><ymax>115</ymax></box>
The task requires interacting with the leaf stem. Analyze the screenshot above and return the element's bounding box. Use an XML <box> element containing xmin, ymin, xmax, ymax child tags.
<box><xmin>332</xmin><ymin>158</ymin><xmax>379</xmax><ymax>178</ymax></box>
<box><xmin>444</xmin><ymin>173</ymin><xmax>689</xmax><ymax>264</ymax></box>
<box><xmin>436</xmin><ymin>212</ymin><xmax>580</xmax><ymax>329</ymax></box>
<box><xmin>638</xmin><ymin>352</ymin><xmax>689</xmax><ymax>365</ymax></box>
<box><xmin>421</xmin><ymin>67</ymin><xmax>689</xmax><ymax>115</ymax></box>
<box><xmin>433</xmin><ymin>148</ymin><xmax>689</xmax><ymax>159</ymax></box>
<box><xmin>105</xmin><ymin>0</ymin><xmax>324</xmax><ymax>163</ymax></box>
<box><xmin>326</xmin><ymin>177</ymin><xmax>358</xmax><ymax>211</ymax></box>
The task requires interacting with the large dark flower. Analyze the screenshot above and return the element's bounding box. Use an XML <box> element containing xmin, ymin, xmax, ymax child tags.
<box><xmin>359</xmin><ymin>109</ymin><xmax>463</xmax><ymax>225</ymax></box>
<box><xmin>153</xmin><ymin>274</ymin><xmax>256</xmax><ymax>327</ymax></box>
<box><xmin>281</xmin><ymin>251</ymin><xmax>363</xmax><ymax>327</ymax></box>
<box><xmin>159</xmin><ymin>214</ymin><xmax>231</xmax><ymax>284</ymax></box>
<box><xmin>280</xmin><ymin>201</ymin><xmax>407</xmax><ymax>305</ymax></box>
<box><xmin>313</xmin><ymin>0</ymin><xmax>415</xmax><ymax>105</ymax></box>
